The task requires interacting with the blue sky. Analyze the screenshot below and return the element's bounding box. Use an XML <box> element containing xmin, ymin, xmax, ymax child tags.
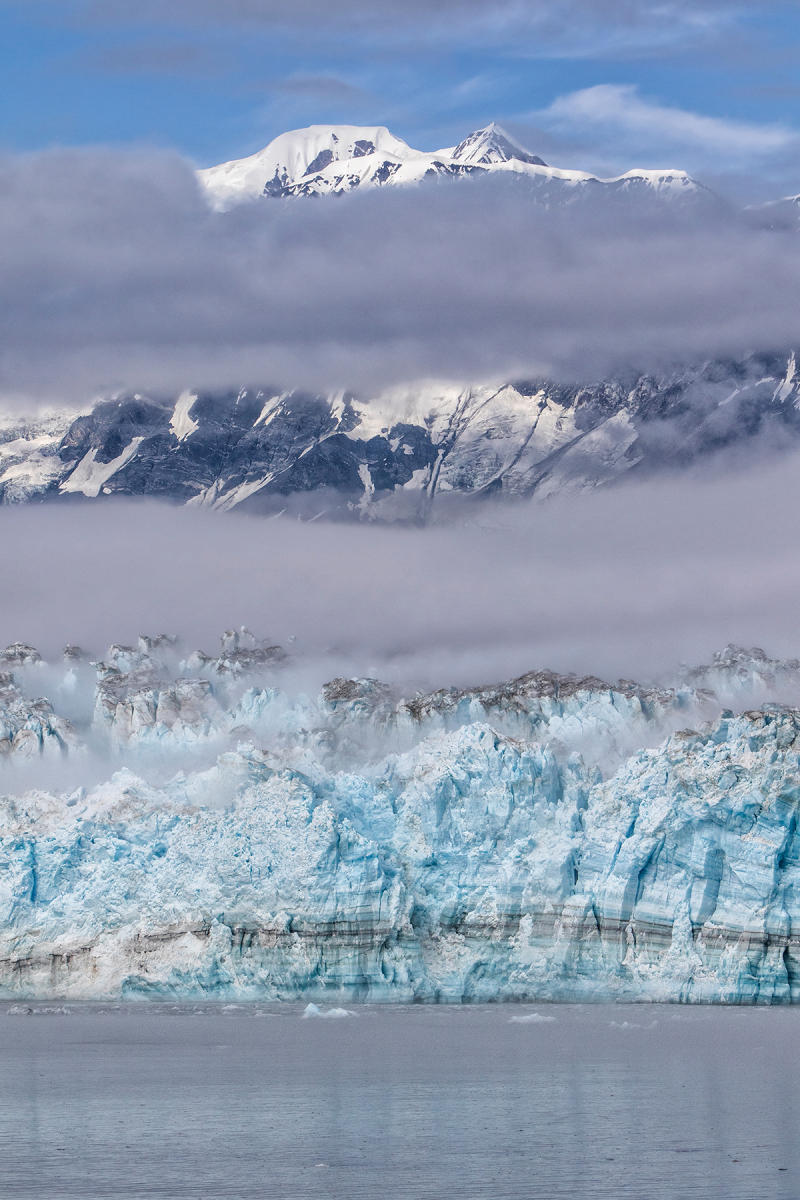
<box><xmin>2</xmin><ymin>1</ymin><xmax>800</xmax><ymax>197</ymax></box>
<box><xmin>3</xmin><ymin>3</ymin><xmax>800</xmax><ymax>407</ymax></box>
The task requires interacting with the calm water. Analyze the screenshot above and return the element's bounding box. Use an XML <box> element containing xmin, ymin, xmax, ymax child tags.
<box><xmin>0</xmin><ymin>1002</ymin><xmax>798</xmax><ymax>1200</ymax></box>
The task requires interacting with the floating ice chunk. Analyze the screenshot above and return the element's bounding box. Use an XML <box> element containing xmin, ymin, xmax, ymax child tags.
<box><xmin>302</xmin><ymin>1003</ymin><xmax>355</xmax><ymax>1019</ymax></box>
<box><xmin>509</xmin><ymin>1012</ymin><xmax>557</xmax><ymax>1024</ymax></box>
<box><xmin>609</xmin><ymin>1020</ymin><xmax>658</xmax><ymax>1030</ymax></box>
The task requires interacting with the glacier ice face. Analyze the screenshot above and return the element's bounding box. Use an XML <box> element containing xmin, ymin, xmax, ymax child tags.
<box><xmin>1</xmin><ymin>632</ymin><xmax>800</xmax><ymax>1003</ymax></box>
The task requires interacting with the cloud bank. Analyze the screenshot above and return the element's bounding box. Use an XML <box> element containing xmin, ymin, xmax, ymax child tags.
<box><xmin>3</xmin><ymin>456</ymin><xmax>800</xmax><ymax>685</ymax></box>
<box><xmin>1</xmin><ymin>146</ymin><xmax>800</xmax><ymax>406</ymax></box>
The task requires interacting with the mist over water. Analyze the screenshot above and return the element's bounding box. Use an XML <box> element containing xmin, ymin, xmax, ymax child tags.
<box><xmin>4</xmin><ymin>454</ymin><xmax>800</xmax><ymax>687</ymax></box>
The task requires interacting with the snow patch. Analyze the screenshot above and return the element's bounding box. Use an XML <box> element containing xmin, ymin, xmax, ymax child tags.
<box><xmin>773</xmin><ymin>352</ymin><xmax>797</xmax><ymax>404</ymax></box>
<box><xmin>170</xmin><ymin>391</ymin><xmax>199</xmax><ymax>443</ymax></box>
<box><xmin>59</xmin><ymin>437</ymin><xmax>145</xmax><ymax>498</ymax></box>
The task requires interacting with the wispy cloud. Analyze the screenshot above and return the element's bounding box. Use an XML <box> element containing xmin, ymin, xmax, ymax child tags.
<box><xmin>535</xmin><ymin>84</ymin><xmax>798</xmax><ymax>162</ymax></box>
<box><xmin>79</xmin><ymin>40</ymin><xmax>230</xmax><ymax>78</ymax></box>
<box><xmin>265</xmin><ymin>75</ymin><xmax>371</xmax><ymax>102</ymax></box>
<box><xmin>14</xmin><ymin>0</ymin><xmax>749</xmax><ymax>58</ymax></box>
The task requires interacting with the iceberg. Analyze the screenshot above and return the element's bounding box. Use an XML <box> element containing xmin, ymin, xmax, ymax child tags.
<box><xmin>0</xmin><ymin>634</ymin><xmax>799</xmax><ymax>1003</ymax></box>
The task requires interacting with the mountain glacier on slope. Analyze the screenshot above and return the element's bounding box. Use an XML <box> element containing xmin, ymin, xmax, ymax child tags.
<box><xmin>2</xmin><ymin>634</ymin><xmax>800</xmax><ymax>1003</ymax></box>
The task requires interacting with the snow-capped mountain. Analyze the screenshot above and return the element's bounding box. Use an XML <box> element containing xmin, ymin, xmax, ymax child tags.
<box><xmin>198</xmin><ymin>121</ymin><xmax>703</xmax><ymax>207</ymax></box>
<box><xmin>0</xmin><ymin>122</ymin><xmax>794</xmax><ymax>517</ymax></box>
<box><xmin>2</xmin><ymin>352</ymin><xmax>799</xmax><ymax>514</ymax></box>
<box><xmin>1</xmin><ymin>635</ymin><xmax>799</xmax><ymax>1002</ymax></box>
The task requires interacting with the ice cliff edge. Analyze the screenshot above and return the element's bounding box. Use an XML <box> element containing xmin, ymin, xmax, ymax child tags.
<box><xmin>1</xmin><ymin>635</ymin><xmax>799</xmax><ymax>1003</ymax></box>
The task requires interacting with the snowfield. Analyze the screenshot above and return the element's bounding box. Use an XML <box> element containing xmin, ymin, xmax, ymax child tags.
<box><xmin>198</xmin><ymin>121</ymin><xmax>702</xmax><ymax>207</ymax></box>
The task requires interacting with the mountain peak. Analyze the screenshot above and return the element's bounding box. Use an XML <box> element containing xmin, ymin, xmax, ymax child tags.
<box><xmin>197</xmin><ymin>120</ymin><xmax>707</xmax><ymax>208</ymax></box>
<box><xmin>197</xmin><ymin>124</ymin><xmax>415</xmax><ymax>207</ymax></box>
<box><xmin>451</xmin><ymin>123</ymin><xmax>547</xmax><ymax>168</ymax></box>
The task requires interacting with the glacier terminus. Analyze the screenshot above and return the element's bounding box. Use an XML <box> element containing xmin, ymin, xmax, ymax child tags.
<box><xmin>1</xmin><ymin>634</ymin><xmax>800</xmax><ymax>1005</ymax></box>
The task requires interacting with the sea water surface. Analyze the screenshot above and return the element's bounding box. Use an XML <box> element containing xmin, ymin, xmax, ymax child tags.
<box><xmin>0</xmin><ymin>1003</ymin><xmax>798</xmax><ymax>1200</ymax></box>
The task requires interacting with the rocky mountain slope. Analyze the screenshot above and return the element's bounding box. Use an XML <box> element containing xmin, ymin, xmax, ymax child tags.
<box><xmin>1</xmin><ymin>634</ymin><xmax>799</xmax><ymax>1002</ymax></box>
<box><xmin>3</xmin><ymin>351</ymin><xmax>799</xmax><ymax>514</ymax></box>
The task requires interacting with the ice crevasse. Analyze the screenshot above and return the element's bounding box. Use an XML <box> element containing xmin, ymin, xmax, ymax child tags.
<box><xmin>0</xmin><ymin>635</ymin><xmax>799</xmax><ymax>1003</ymax></box>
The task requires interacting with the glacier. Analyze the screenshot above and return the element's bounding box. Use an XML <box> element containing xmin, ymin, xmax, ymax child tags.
<box><xmin>1</xmin><ymin>633</ymin><xmax>800</xmax><ymax>1003</ymax></box>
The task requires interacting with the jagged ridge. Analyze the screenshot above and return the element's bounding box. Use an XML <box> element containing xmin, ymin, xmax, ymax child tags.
<box><xmin>3</xmin><ymin>352</ymin><xmax>800</xmax><ymax>512</ymax></box>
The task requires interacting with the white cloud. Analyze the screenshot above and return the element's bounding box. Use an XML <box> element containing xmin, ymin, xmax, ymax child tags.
<box><xmin>5</xmin><ymin>145</ymin><xmax>800</xmax><ymax>406</ymax></box>
<box><xmin>536</xmin><ymin>84</ymin><xmax>797</xmax><ymax>161</ymax></box>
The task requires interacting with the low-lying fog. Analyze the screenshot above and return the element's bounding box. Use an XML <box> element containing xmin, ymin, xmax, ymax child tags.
<box><xmin>3</xmin><ymin>453</ymin><xmax>800</xmax><ymax>690</ymax></box>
